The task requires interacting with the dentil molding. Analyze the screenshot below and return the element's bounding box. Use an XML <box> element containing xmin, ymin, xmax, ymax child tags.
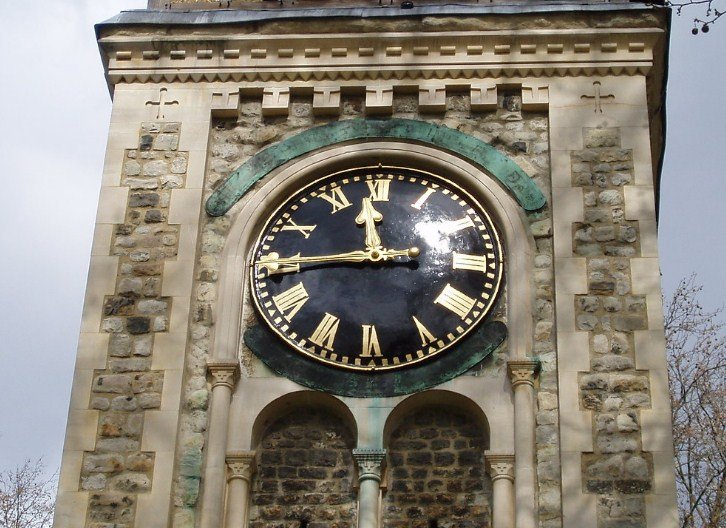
<box><xmin>99</xmin><ymin>28</ymin><xmax>661</xmax><ymax>85</ymax></box>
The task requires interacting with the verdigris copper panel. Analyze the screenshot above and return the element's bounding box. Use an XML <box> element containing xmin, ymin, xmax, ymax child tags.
<box><xmin>205</xmin><ymin>118</ymin><xmax>546</xmax><ymax>216</ymax></box>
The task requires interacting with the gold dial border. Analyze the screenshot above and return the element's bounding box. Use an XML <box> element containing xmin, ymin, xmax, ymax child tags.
<box><xmin>249</xmin><ymin>164</ymin><xmax>504</xmax><ymax>371</ymax></box>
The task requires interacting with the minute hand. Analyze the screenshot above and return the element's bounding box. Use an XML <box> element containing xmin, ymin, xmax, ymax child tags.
<box><xmin>257</xmin><ymin>247</ymin><xmax>419</xmax><ymax>274</ymax></box>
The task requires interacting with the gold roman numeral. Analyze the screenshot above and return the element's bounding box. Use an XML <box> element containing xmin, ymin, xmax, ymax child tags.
<box><xmin>435</xmin><ymin>284</ymin><xmax>476</xmax><ymax>319</ymax></box>
<box><xmin>452</xmin><ymin>252</ymin><xmax>488</xmax><ymax>273</ymax></box>
<box><xmin>317</xmin><ymin>187</ymin><xmax>351</xmax><ymax>214</ymax></box>
<box><xmin>309</xmin><ymin>313</ymin><xmax>340</xmax><ymax>351</ymax></box>
<box><xmin>272</xmin><ymin>282</ymin><xmax>309</xmax><ymax>321</ymax></box>
<box><xmin>360</xmin><ymin>324</ymin><xmax>383</xmax><ymax>357</ymax></box>
<box><xmin>441</xmin><ymin>217</ymin><xmax>475</xmax><ymax>235</ymax></box>
<box><xmin>412</xmin><ymin>316</ymin><xmax>436</xmax><ymax>347</ymax></box>
<box><xmin>281</xmin><ymin>219</ymin><xmax>317</xmax><ymax>239</ymax></box>
<box><xmin>411</xmin><ymin>187</ymin><xmax>436</xmax><ymax>210</ymax></box>
<box><xmin>366</xmin><ymin>180</ymin><xmax>390</xmax><ymax>202</ymax></box>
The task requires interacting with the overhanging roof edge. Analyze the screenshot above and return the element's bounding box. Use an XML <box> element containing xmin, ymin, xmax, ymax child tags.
<box><xmin>96</xmin><ymin>2</ymin><xmax>667</xmax><ymax>32</ymax></box>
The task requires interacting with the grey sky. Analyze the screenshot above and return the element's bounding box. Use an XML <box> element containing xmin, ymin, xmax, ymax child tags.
<box><xmin>0</xmin><ymin>1</ymin><xmax>723</xmax><ymax>474</ymax></box>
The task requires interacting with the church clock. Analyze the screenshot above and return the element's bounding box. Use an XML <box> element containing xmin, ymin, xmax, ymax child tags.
<box><xmin>249</xmin><ymin>166</ymin><xmax>504</xmax><ymax>372</ymax></box>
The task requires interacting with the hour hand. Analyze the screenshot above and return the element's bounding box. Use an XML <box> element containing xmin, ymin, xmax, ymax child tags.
<box><xmin>355</xmin><ymin>198</ymin><xmax>383</xmax><ymax>250</ymax></box>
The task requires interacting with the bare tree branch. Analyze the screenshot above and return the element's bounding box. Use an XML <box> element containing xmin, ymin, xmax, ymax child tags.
<box><xmin>666</xmin><ymin>275</ymin><xmax>726</xmax><ymax>528</ymax></box>
<box><xmin>0</xmin><ymin>459</ymin><xmax>55</xmax><ymax>528</ymax></box>
<box><xmin>667</xmin><ymin>0</ymin><xmax>724</xmax><ymax>33</ymax></box>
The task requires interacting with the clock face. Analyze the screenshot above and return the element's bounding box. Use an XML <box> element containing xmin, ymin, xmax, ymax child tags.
<box><xmin>250</xmin><ymin>166</ymin><xmax>503</xmax><ymax>371</ymax></box>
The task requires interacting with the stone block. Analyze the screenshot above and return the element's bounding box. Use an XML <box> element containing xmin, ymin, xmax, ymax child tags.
<box><xmin>418</xmin><ymin>85</ymin><xmax>446</xmax><ymax>113</ymax></box>
<box><xmin>313</xmin><ymin>86</ymin><xmax>341</xmax><ymax>115</ymax></box>
<box><xmin>262</xmin><ymin>87</ymin><xmax>290</xmax><ymax>117</ymax></box>
<box><xmin>365</xmin><ymin>86</ymin><xmax>393</xmax><ymax>115</ymax></box>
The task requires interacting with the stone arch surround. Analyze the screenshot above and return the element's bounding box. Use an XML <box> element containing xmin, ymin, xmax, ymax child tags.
<box><xmin>211</xmin><ymin>140</ymin><xmax>536</xmax><ymax>365</ymax></box>
<box><xmin>210</xmin><ymin>137</ymin><xmax>538</xmax><ymax>528</ymax></box>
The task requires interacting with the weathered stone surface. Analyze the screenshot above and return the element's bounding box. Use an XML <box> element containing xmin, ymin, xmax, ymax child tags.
<box><xmin>142</xmin><ymin>160</ymin><xmax>169</xmax><ymax>176</ymax></box>
<box><xmin>137</xmin><ymin>299</ymin><xmax>168</xmax><ymax>315</ymax></box>
<box><xmin>584</xmin><ymin>128</ymin><xmax>620</xmax><ymax>148</ymax></box>
<box><xmin>570</xmin><ymin>131</ymin><xmax>652</xmax><ymax>520</ymax></box>
<box><xmin>94</xmin><ymin>375</ymin><xmax>132</xmax><ymax>394</ymax></box>
<box><xmin>153</xmin><ymin>133</ymin><xmax>179</xmax><ymax>151</ymax></box>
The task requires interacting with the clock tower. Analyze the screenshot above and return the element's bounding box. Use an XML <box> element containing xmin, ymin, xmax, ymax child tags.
<box><xmin>54</xmin><ymin>1</ymin><xmax>677</xmax><ymax>527</ymax></box>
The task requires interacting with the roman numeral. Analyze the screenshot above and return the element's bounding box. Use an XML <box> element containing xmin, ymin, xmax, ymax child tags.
<box><xmin>411</xmin><ymin>187</ymin><xmax>436</xmax><ymax>210</ymax></box>
<box><xmin>435</xmin><ymin>284</ymin><xmax>476</xmax><ymax>319</ymax></box>
<box><xmin>272</xmin><ymin>282</ymin><xmax>309</xmax><ymax>321</ymax></box>
<box><xmin>309</xmin><ymin>313</ymin><xmax>340</xmax><ymax>351</ymax></box>
<box><xmin>441</xmin><ymin>217</ymin><xmax>475</xmax><ymax>235</ymax></box>
<box><xmin>360</xmin><ymin>324</ymin><xmax>383</xmax><ymax>357</ymax></box>
<box><xmin>317</xmin><ymin>187</ymin><xmax>351</xmax><ymax>213</ymax></box>
<box><xmin>412</xmin><ymin>316</ymin><xmax>436</xmax><ymax>347</ymax></box>
<box><xmin>281</xmin><ymin>219</ymin><xmax>317</xmax><ymax>239</ymax></box>
<box><xmin>452</xmin><ymin>252</ymin><xmax>488</xmax><ymax>273</ymax></box>
<box><xmin>366</xmin><ymin>180</ymin><xmax>390</xmax><ymax>202</ymax></box>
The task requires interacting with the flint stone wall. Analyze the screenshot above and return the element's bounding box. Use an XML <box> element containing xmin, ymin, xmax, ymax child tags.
<box><xmin>249</xmin><ymin>408</ymin><xmax>357</xmax><ymax>528</ymax></box>
<box><xmin>383</xmin><ymin>406</ymin><xmax>491</xmax><ymax>528</ymax></box>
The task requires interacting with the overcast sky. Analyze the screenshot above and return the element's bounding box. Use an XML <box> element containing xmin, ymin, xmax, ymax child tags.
<box><xmin>0</xmin><ymin>1</ymin><xmax>723</xmax><ymax>475</ymax></box>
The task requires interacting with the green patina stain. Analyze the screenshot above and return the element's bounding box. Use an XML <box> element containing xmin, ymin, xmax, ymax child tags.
<box><xmin>244</xmin><ymin>321</ymin><xmax>507</xmax><ymax>398</ymax></box>
<box><xmin>205</xmin><ymin>118</ymin><xmax>546</xmax><ymax>216</ymax></box>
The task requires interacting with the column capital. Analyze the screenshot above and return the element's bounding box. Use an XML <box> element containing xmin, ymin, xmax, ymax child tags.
<box><xmin>485</xmin><ymin>453</ymin><xmax>515</xmax><ymax>482</ymax></box>
<box><xmin>207</xmin><ymin>359</ymin><xmax>240</xmax><ymax>390</ymax></box>
<box><xmin>226</xmin><ymin>451</ymin><xmax>256</xmax><ymax>483</ymax></box>
<box><xmin>352</xmin><ymin>448</ymin><xmax>386</xmax><ymax>483</ymax></box>
<box><xmin>507</xmin><ymin>360</ymin><xmax>539</xmax><ymax>389</ymax></box>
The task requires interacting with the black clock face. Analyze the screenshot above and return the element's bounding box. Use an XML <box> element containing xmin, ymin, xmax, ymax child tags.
<box><xmin>250</xmin><ymin>166</ymin><xmax>503</xmax><ymax>371</ymax></box>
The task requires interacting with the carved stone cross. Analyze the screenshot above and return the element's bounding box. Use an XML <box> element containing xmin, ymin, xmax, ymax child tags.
<box><xmin>146</xmin><ymin>87</ymin><xmax>179</xmax><ymax>119</ymax></box>
<box><xmin>580</xmin><ymin>81</ymin><xmax>614</xmax><ymax>113</ymax></box>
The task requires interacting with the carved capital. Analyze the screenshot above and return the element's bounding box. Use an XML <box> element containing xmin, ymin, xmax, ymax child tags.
<box><xmin>352</xmin><ymin>448</ymin><xmax>386</xmax><ymax>483</ymax></box>
<box><xmin>207</xmin><ymin>360</ymin><xmax>239</xmax><ymax>390</ymax></box>
<box><xmin>507</xmin><ymin>360</ymin><xmax>539</xmax><ymax>389</ymax></box>
<box><xmin>226</xmin><ymin>451</ymin><xmax>256</xmax><ymax>483</ymax></box>
<box><xmin>485</xmin><ymin>453</ymin><xmax>515</xmax><ymax>482</ymax></box>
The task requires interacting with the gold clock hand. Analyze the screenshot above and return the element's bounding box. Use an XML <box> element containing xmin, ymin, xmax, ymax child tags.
<box><xmin>256</xmin><ymin>247</ymin><xmax>420</xmax><ymax>274</ymax></box>
<box><xmin>355</xmin><ymin>197</ymin><xmax>383</xmax><ymax>250</ymax></box>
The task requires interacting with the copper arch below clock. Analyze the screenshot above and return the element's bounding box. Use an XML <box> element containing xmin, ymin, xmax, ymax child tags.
<box><xmin>250</xmin><ymin>166</ymin><xmax>504</xmax><ymax>371</ymax></box>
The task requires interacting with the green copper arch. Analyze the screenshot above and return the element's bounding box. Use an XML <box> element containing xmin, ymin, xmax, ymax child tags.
<box><xmin>205</xmin><ymin>118</ymin><xmax>546</xmax><ymax>216</ymax></box>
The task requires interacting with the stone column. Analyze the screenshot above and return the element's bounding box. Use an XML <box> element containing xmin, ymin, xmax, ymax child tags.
<box><xmin>508</xmin><ymin>360</ymin><xmax>538</xmax><ymax>528</ymax></box>
<box><xmin>353</xmin><ymin>449</ymin><xmax>386</xmax><ymax>528</ymax></box>
<box><xmin>200</xmin><ymin>360</ymin><xmax>239</xmax><ymax>528</ymax></box>
<box><xmin>486</xmin><ymin>454</ymin><xmax>516</xmax><ymax>528</ymax></box>
<box><xmin>224</xmin><ymin>451</ymin><xmax>255</xmax><ymax>528</ymax></box>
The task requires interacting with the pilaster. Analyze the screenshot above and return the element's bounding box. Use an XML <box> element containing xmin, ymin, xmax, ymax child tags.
<box><xmin>353</xmin><ymin>449</ymin><xmax>387</xmax><ymax>528</ymax></box>
<box><xmin>200</xmin><ymin>360</ymin><xmax>240</xmax><ymax>528</ymax></box>
<box><xmin>507</xmin><ymin>360</ymin><xmax>538</xmax><ymax>528</ymax></box>
<box><xmin>225</xmin><ymin>451</ymin><xmax>256</xmax><ymax>528</ymax></box>
<box><xmin>486</xmin><ymin>454</ymin><xmax>516</xmax><ymax>528</ymax></box>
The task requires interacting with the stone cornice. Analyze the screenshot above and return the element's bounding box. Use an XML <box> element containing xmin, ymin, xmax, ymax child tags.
<box><xmin>99</xmin><ymin>27</ymin><xmax>661</xmax><ymax>85</ymax></box>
